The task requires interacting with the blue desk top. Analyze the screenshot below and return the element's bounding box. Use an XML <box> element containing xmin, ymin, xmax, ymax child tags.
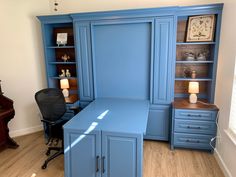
<box><xmin>63</xmin><ymin>98</ymin><xmax>149</xmax><ymax>134</ymax></box>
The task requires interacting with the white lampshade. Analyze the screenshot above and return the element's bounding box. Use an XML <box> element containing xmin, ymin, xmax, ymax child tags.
<box><xmin>188</xmin><ymin>82</ymin><xmax>199</xmax><ymax>94</ymax></box>
<box><xmin>60</xmin><ymin>79</ymin><xmax>69</xmax><ymax>89</ymax></box>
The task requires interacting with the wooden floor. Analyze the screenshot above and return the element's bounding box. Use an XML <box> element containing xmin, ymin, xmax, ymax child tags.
<box><xmin>0</xmin><ymin>132</ymin><xmax>224</xmax><ymax>177</ymax></box>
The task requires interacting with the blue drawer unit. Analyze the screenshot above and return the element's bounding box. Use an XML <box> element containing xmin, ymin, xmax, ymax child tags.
<box><xmin>171</xmin><ymin>99</ymin><xmax>219</xmax><ymax>152</ymax></box>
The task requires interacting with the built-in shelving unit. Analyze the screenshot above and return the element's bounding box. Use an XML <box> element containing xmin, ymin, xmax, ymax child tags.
<box><xmin>174</xmin><ymin>14</ymin><xmax>221</xmax><ymax>103</ymax></box>
<box><xmin>40</xmin><ymin>20</ymin><xmax>79</xmax><ymax>105</ymax></box>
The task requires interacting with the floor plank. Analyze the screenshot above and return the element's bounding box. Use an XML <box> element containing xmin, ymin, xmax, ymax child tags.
<box><xmin>0</xmin><ymin>132</ymin><xmax>225</xmax><ymax>177</ymax></box>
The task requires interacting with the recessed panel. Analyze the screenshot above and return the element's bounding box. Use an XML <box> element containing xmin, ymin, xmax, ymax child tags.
<box><xmin>92</xmin><ymin>22</ymin><xmax>151</xmax><ymax>99</ymax></box>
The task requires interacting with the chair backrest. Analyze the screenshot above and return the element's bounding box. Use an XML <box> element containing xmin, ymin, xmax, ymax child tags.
<box><xmin>35</xmin><ymin>88</ymin><xmax>66</xmax><ymax>122</ymax></box>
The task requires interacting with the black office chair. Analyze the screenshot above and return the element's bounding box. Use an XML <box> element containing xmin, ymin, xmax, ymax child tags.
<box><xmin>35</xmin><ymin>88</ymin><xmax>79</xmax><ymax>169</ymax></box>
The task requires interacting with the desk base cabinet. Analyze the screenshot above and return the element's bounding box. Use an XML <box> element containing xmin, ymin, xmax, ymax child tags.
<box><xmin>64</xmin><ymin>130</ymin><xmax>143</xmax><ymax>177</ymax></box>
<box><xmin>144</xmin><ymin>105</ymin><xmax>170</xmax><ymax>141</ymax></box>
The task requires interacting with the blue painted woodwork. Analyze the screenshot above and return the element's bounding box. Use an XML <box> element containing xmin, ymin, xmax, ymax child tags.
<box><xmin>152</xmin><ymin>17</ymin><xmax>174</xmax><ymax>104</ymax></box>
<box><xmin>91</xmin><ymin>19</ymin><xmax>153</xmax><ymax>100</ymax></box>
<box><xmin>171</xmin><ymin>104</ymin><xmax>218</xmax><ymax>152</ymax></box>
<box><xmin>64</xmin><ymin>98</ymin><xmax>149</xmax><ymax>177</ymax></box>
<box><xmin>37</xmin><ymin>16</ymin><xmax>80</xmax><ymax>118</ymax></box>
<box><xmin>144</xmin><ymin>105</ymin><xmax>170</xmax><ymax>141</ymax></box>
<box><xmin>74</xmin><ymin>22</ymin><xmax>94</xmax><ymax>102</ymax></box>
<box><xmin>37</xmin><ymin>4</ymin><xmax>223</xmax><ymax>154</ymax></box>
<box><xmin>64</xmin><ymin>131</ymin><xmax>101</xmax><ymax>177</ymax></box>
<box><xmin>102</xmin><ymin>132</ymin><xmax>142</xmax><ymax>177</ymax></box>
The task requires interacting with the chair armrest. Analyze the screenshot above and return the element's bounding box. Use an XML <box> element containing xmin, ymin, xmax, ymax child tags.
<box><xmin>69</xmin><ymin>106</ymin><xmax>82</xmax><ymax>115</ymax></box>
<box><xmin>41</xmin><ymin>119</ymin><xmax>64</xmax><ymax>126</ymax></box>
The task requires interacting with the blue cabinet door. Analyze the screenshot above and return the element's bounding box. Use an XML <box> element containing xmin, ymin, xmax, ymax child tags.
<box><xmin>152</xmin><ymin>17</ymin><xmax>175</xmax><ymax>104</ymax></box>
<box><xmin>64</xmin><ymin>130</ymin><xmax>101</xmax><ymax>177</ymax></box>
<box><xmin>144</xmin><ymin>105</ymin><xmax>170</xmax><ymax>141</ymax></box>
<box><xmin>74</xmin><ymin>22</ymin><xmax>94</xmax><ymax>101</ymax></box>
<box><xmin>102</xmin><ymin>132</ymin><xmax>142</xmax><ymax>177</ymax></box>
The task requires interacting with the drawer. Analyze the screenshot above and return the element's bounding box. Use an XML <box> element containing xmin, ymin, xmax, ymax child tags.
<box><xmin>175</xmin><ymin>109</ymin><xmax>217</xmax><ymax>121</ymax></box>
<box><xmin>174</xmin><ymin>119</ymin><xmax>216</xmax><ymax>135</ymax></box>
<box><xmin>174</xmin><ymin>133</ymin><xmax>214</xmax><ymax>150</ymax></box>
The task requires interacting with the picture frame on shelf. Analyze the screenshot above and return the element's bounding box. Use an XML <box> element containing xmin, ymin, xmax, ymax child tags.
<box><xmin>56</xmin><ymin>33</ymin><xmax>68</xmax><ymax>46</ymax></box>
<box><xmin>186</xmin><ymin>15</ymin><xmax>216</xmax><ymax>42</ymax></box>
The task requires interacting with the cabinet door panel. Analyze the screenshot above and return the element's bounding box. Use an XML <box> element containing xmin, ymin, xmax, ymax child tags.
<box><xmin>74</xmin><ymin>22</ymin><xmax>94</xmax><ymax>101</ymax></box>
<box><xmin>64</xmin><ymin>131</ymin><xmax>101</xmax><ymax>177</ymax></box>
<box><xmin>152</xmin><ymin>17</ymin><xmax>174</xmax><ymax>104</ymax></box>
<box><xmin>102</xmin><ymin>132</ymin><xmax>142</xmax><ymax>177</ymax></box>
<box><xmin>144</xmin><ymin>105</ymin><xmax>170</xmax><ymax>141</ymax></box>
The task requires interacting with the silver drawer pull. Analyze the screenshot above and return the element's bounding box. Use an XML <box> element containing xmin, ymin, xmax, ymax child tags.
<box><xmin>187</xmin><ymin>125</ymin><xmax>201</xmax><ymax>129</ymax></box>
<box><xmin>187</xmin><ymin>114</ymin><xmax>202</xmax><ymax>117</ymax></box>
<box><xmin>186</xmin><ymin>139</ymin><xmax>200</xmax><ymax>143</ymax></box>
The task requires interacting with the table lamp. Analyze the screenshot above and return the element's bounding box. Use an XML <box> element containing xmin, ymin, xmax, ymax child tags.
<box><xmin>188</xmin><ymin>81</ymin><xmax>199</xmax><ymax>104</ymax></box>
<box><xmin>60</xmin><ymin>78</ymin><xmax>69</xmax><ymax>97</ymax></box>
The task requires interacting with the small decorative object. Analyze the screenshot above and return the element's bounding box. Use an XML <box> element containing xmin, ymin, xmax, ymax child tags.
<box><xmin>56</xmin><ymin>33</ymin><xmax>68</xmax><ymax>46</ymax></box>
<box><xmin>191</xmin><ymin>70</ymin><xmax>196</xmax><ymax>79</ymax></box>
<box><xmin>186</xmin><ymin>15</ymin><xmax>216</xmax><ymax>42</ymax></box>
<box><xmin>61</xmin><ymin>54</ymin><xmax>70</xmax><ymax>62</ymax></box>
<box><xmin>196</xmin><ymin>50</ymin><xmax>209</xmax><ymax>61</ymax></box>
<box><xmin>184</xmin><ymin>52</ymin><xmax>195</xmax><ymax>61</ymax></box>
<box><xmin>196</xmin><ymin>53</ymin><xmax>206</xmax><ymax>61</ymax></box>
<box><xmin>183</xmin><ymin>67</ymin><xmax>191</xmax><ymax>78</ymax></box>
<box><xmin>65</xmin><ymin>69</ymin><xmax>71</xmax><ymax>77</ymax></box>
<box><xmin>60</xmin><ymin>79</ymin><xmax>70</xmax><ymax>97</ymax></box>
<box><xmin>188</xmin><ymin>81</ymin><xmax>199</xmax><ymax>104</ymax></box>
<box><xmin>59</xmin><ymin>69</ymin><xmax>65</xmax><ymax>77</ymax></box>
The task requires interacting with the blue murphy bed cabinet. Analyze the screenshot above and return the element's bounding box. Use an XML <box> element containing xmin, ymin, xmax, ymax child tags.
<box><xmin>38</xmin><ymin>4</ymin><xmax>223</xmax><ymax>147</ymax></box>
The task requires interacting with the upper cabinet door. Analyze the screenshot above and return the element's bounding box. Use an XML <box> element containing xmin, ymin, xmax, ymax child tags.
<box><xmin>152</xmin><ymin>17</ymin><xmax>175</xmax><ymax>104</ymax></box>
<box><xmin>74</xmin><ymin>22</ymin><xmax>94</xmax><ymax>101</ymax></box>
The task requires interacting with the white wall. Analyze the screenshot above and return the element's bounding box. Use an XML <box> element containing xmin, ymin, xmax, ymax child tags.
<box><xmin>0</xmin><ymin>0</ymin><xmax>50</xmax><ymax>136</ymax></box>
<box><xmin>215</xmin><ymin>0</ymin><xmax>236</xmax><ymax>177</ymax></box>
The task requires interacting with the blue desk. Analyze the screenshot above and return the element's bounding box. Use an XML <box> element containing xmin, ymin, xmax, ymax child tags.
<box><xmin>64</xmin><ymin>98</ymin><xmax>149</xmax><ymax>177</ymax></box>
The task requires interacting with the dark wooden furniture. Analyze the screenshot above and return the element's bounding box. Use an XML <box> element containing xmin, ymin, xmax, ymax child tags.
<box><xmin>0</xmin><ymin>93</ymin><xmax>19</xmax><ymax>149</ymax></box>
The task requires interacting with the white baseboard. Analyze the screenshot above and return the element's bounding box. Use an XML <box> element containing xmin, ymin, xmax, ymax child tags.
<box><xmin>9</xmin><ymin>125</ymin><xmax>43</xmax><ymax>138</ymax></box>
<box><xmin>214</xmin><ymin>149</ymin><xmax>233</xmax><ymax>177</ymax></box>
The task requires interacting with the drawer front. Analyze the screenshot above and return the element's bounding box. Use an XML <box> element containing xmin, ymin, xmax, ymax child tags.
<box><xmin>174</xmin><ymin>119</ymin><xmax>216</xmax><ymax>135</ymax></box>
<box><xmin>174</xmin><ymin>133</ymin><xmax>214</xmax><ymax>150</ymax></box>
<box><xmin>175</xmin><ymin>109</ymin><xmax>217</xmax><ymax>121</ymax></box>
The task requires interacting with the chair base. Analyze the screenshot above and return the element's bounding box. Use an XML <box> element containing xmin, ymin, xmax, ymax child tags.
<box><xmin>41</xmin><ymin>147</ymin><xmax>63</xmax><ymax>169</ymax></box>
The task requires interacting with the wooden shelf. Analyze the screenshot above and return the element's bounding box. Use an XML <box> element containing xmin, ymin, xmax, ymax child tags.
<box><xmin>176</xmin><ymin>42</ymin><xmax>216</xmax><ymax>45</ymax></box>
<box><xmin>50</xmin><ymin>76</ymin><xmax>77</xmax><ymax>80</ymax></box>
<box><xmin>47</xmin><ymin>46</ymin><xmax>75</xmax><ymax>49</ymax></box>
<box><xmin>49</xmin><ymin>62</ymin><xmax>76</xmax><ymax>65</ymax></box>
<box><xmin>175</xmin><ymin>78</ymin><xmax>212</xmax><ymax>81</ymax></box>
<box><xmin>65</xmin><ymin>94</ymin><xmax>79</xmax><ymax>104</ymax></box>
<box><xmin>176</xmin><ymin>61</ymin><xmax>214</xmax><ymax>64</ymax></box>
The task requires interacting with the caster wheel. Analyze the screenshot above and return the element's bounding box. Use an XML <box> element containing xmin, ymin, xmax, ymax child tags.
<box><xmin>41</xmin><ymin>163</ymin><xmax>47</xmax><ymax>169</ymax></box>
<box><xmin>46</xmin><ymin>150</ymin><xmax>50</xmax><ymax>156</ymax></box>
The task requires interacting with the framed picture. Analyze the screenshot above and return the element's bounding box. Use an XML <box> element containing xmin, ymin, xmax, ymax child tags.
<box><xmin>186</xmin><ymin>15</ymin><xmax>215</xmax><ymax>42</ymax></box>
<box><xmin>56</xmin><ymin>33</ymin><xmax>68</xmax><ymax>46</ymax></box>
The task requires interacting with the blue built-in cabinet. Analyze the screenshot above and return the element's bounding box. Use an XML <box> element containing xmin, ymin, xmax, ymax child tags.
<box><xmin>38</xmin><ymin>3</ymin><xmax>223</xmax><ymax>145</ymax></box>
<box><xmin>38</xmin><ymin>4</ymin><xmax>223</xmax><ymax>177</ymax></box>
<box><xmin>74</xmin><ymin>22</ymin><xmax>94</xmax><ymax>103</ymax></box>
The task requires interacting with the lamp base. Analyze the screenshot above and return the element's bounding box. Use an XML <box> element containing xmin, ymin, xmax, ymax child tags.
<box><xmin>62</xmin><ymin>89</ymin><xmax>69</xmax><ymax>97</ymax></box>
<box><xmin>189</xmin><ymin>93</ymin><xmax>197</xmax><ymax>104</ymax></box>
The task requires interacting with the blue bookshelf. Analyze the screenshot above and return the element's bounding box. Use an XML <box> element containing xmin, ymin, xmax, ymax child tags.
<box><xmin>175</xmin><ymin>13</ymin><xmax>222</xmax><ymax>103</ymax></box>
